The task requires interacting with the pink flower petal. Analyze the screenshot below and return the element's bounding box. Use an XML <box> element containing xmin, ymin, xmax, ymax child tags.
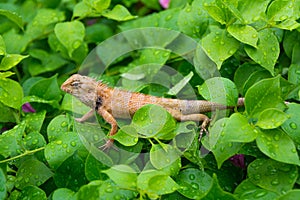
<box><xmin>22</xmin><ymin>102</ymin><xmax>36</xmax><ymax>113</ymax></box>
<box><xmin>159</xmin><ymin>0</ymin><xmax>170</xmax><ymax>9</ymax></box>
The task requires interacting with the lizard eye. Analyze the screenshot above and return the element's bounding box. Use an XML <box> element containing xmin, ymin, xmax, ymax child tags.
<box><xmin>71</xmin><ymin>81</ymin><xmax>80</xmax><ymax>87</ymax></box>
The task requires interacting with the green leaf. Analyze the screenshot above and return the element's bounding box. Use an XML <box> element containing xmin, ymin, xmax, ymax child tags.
<box><xmin>0</xmin><ymin>123</ymin><xmax>24</xmax><ymax>158</ymax></box>
<box><xmin>242</xmin><ymin>70</ymin><xmax>273</xmax><ymax>95</ymax></box>
<box><xmin>0</xmin><ymin>9</ymin><xmax>24</xmax><ymax>30</ymax></box>
<box><xmin>176</xmin><ymin>168</ymin><xmax>213</xmax><ymax>199</ymax></box>
<box><xmin>256</xmin><ymin>108</ymin><xmax>289</xmax><ymax>129</ymax></box>
<box><xmin>22</xmin><ymin>95</ymin><xmax>59</xmax><ymax>108</ymax></box>
<box><xmin>52</xmin><ymin>188</ymin><xmax>76</xmax><ymax>200</ymax></box>
<box><xmin>234</xmin><ymin>179</ymin><xmax>279</xmax><ymax>199</ymax></box>
<box><xmin>288</xmin><ymin>64</ymin><xmax>300</xmax><ymax>84</ymax></box>
<box><xmin>102</xmin><ymin>4</ymin><xmax>136</xmax><ymax>21</ymax></box>
<box><xmin>256</xmin><ymin>129</ymin><xmax>300</xmax><ymax>166</ymax></box>
<box><xmin>167</xmin><ymin>71</ymin><xmax>193</xmax><ymax>96</ymax></box>
<box><xmin>0</xmin><ymin>71</ymin><xmax>14</xmax><ymax>78</ymax></box>
<box><xmin>112</xmin><ymin>125</ymin><xmax>138</xmax><ymax>146</ymax></box>
<box><xmin>28</xmin><ymin>49</ymin><xmax>68</xmax><ymax>76</ymax></box>
<box><xmin>85</xmin><ymin>149</ymin><xmax>112</xmax><ymax>181</ymax></box>
<box><xmin>202</xmin><ymin>118</ymin><xmax>243</xmax><ymax>168</ymax></box>
<box><xmin>102</xmin><ymin>165</ymin><xmax>137</xmax><ymax>189</ymax></box>
<box><xmin>84</xmin><ymin>0</ymin><xmax>111</xmax><ymax>12</ymax></box>
<box><xmin>120</xmin><ymin>8</ymin><xmax>180</xmax><ymax>31</ymax></box>
<box><xmin>24</xmin><ymin>110</ymin><xmax>46</xmax><ymax>133</ymax></box>
<box><xmin>283</xmin><ymin>30</ymin><xmax>300</xmax><ymax>59</ymax></box>
<box><xmin>201</xmin><ymin>26</ymin><xmax>239</xmax><ymax>68</ymax></box>
<box><xmin>29</xmin><ymin>74</ymin><xmax>61</xmax><ymax>101</ymax></box>
<box><xmin>19</xmin><ymin>186</ymin><xmax>47</xmax><ymax>200</ymax></box>
<box><xmin>198</xmin><ymin>77</ymin><xmax>239</xmax><ymax>106</ymax></box>
<box><xmin>77</xmin><ymin>180</ymin><xmax>136</xmax><ymax>199</ymax></box>
<box><xmin>0</xmin><ymin>35</ymin><xmax>6</xmax><ymax>55</ymax></box>
<box><xmin>137</xmin><ymin>170</ymin><xmax>180</xmax><ymax>197</ymax></box>
<box><xmin>193</xmin><ymin>43</ymin><xmax>219</xmax><ymax>80</ymax></box>
<box><xmin>0</xmin><ymin>77</ymin><xmax>23</xmax><ymax>109</ymax></box>
<box><xmin>178</xmin><ymin>1</ymin><xmax>209</xmax><ymax>38</ymax></box>
<box><xmin>248</xmin><ymin>158</ymin><xmax>298</xmax><ymax>194</ymax></box>
<box><xmin>234</xmin><ymin>63</ymin><xmax>265</xmax><ymax>95</ymax></box>
<box><xmin>281</xmin><ymin>103</ymin><xmax>300</xmax><ymax>144</ymax></box>
<box><xmin>204</xmin><ymin>5</ymin><xmax>226</xmax><ymax>24</ymax></box>
<box><xmin>0</xmin><ymin>54</ymin><xmax>28</xmax><ymax>71</ymax></box>
<box><xmin>238</xmin><ymin>0</ymin><xmax>271</xmax><ymax>24</ymax></box>
<box><xmin>26</xmin><ymin>9</ymin><xmax>65</xmax><ymax>40</ymax></box>
<box><xmin>274</xmin><ymin>19</ymin><xmax>300</xmax><ymax>30</ymax></box>
<box><xmin>2</xmin><ymin>29</ymin><xmax>31</xmax><ymax>53</ymax></box>
<box><xmin>54</xmin><ymin>153</ymin><xmax>87</xmax><ymax>191</ymax></box>
<box><xmin>245</xmin><ymin>76</ymin><xmax>284</xmax><ymax>118</ymax></box>
<box><xmin>54</xmin><ymin>21</ymin><xmax>85</xmax><ymax>57</ymax></box>
<box><xmin>150</xmin><ymin>144</ymin><xmax>180</xmax><ymax>170</ymax></box>
<box><xmin>132</xmin><ymin>104</ymin><xmax>176</xmax><ymax>140</ymax></box>
<box><xmin>227</xmin><ymin>24</ymin><xmax>258</xmax><ymax>47</ymax></box>
<box><xmin>222</xmin><ymin>113</ymin><xmax>258</xmax><ymax>143</ymax></box>
<box><xmin>202</xmin><ymin>174</ymin><xmax>238</xmax><ymax>200</ymax></box>
<box><xmin>244</xmin><ymin>29</ymin><xmax>280</xmax><ymax>75</ymax></box>
<box><xmin>0</xmin><ymin>169</ymin><xmax>6</xmax><ymax>200</ymax></box>
<box><xmin>73</xmin><ymin>2</ymin><xmax>94</xmax><ymax>19</ymax></box>
<box><xmin>23</xmin><ymin>132</ymin><xmax>46</xmax><ymax>150</ymax></box>
<box><xmin>15</xmin><ymin>159</ymin><xmax>53</xmax><ymax>189</ymax></box>
<box><xmin>0</xmin><ymin>102</ymin><xmax>16</xmax><ymax>123</ymax></box>
<box><xmin>277</xmin><ymin>190</ymin><xmax>300</xmax><ymax>200</ymax></box>
<box><xmin>45</xmin><ymin>131</ymin><xmax>83</xmax><ymax>169</ymax></box>
<box><xmin>267</xmin><ymin>1</ymin><xmax>297</xmax><ymax>22</ymax></box>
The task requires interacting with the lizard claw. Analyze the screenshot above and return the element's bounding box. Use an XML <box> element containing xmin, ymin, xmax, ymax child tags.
<box><xmin>198</xmin><ymin>118</ymin><xmax>211</xmax><ymax>142</ymax></box>
<box><xmin>99</xmin><ymin>139</ymin><xmax>116</xmax><ymax>151</ymax></box>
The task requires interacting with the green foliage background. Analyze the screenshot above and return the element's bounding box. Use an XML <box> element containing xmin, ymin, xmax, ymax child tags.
<box><xmin>1</xmin><ymin>0</ymin><xmax>300</xmax><ymax>199</ymax></box>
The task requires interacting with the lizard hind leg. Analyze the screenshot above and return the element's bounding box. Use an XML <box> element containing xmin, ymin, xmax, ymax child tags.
<box><xmin>175</xmin><ymin>113</ymin><xmax>211</xmax><ymax>141</ymax></box>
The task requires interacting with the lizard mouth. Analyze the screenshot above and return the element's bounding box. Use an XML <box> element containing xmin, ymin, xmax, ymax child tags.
<box><xmin>60</xmin><ymin>82</ymin><xmax>70</xmax><ymax>93</ymax></box>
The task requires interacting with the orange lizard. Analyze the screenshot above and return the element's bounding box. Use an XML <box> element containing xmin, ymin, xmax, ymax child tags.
<box><xmin>61</xmin><ymin>74</ymin><xmax>244</xmax><ymax>149</ymax></box>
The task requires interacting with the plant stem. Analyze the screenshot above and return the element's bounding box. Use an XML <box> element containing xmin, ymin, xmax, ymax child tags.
<box><xmin>0</xmin><ymin>147</ymin><xmax>45</xmax><ymax>164</ymax></box>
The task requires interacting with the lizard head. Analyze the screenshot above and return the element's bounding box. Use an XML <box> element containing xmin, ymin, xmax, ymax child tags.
<box><xmin>61</xmin><ymin>74</ymin><xmax>98</xmax><ymax>107</ymax></box>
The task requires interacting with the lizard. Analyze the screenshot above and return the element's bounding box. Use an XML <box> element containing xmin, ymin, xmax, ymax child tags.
<box><xmin>61</xmin><ymin>74</ymin><xmax>244</xmax><ymax>149</ymax></box>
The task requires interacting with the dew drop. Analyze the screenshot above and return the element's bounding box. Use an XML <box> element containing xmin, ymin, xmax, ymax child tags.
<box><xmin>279</xmin><ymin>15</ymin><xmax>288</xmax><ymax>21</ymax></box>
<box><xmin>61</xmin><ymin>121</ymin><xmax>68</xmax><ymax>127</ymax></box>
<box><xmin>254</xmin><ymin>174</ymin><xmax>261</xmax><ymax>181</ymax></box>
<box><xmin>273</xmin><ymin>134</ymin><xmax>280</xmax><ymax>141</ymax></box>
<box><xmin>289</xmin><ymin>122</ymin><xmax>297</xmax><ymax>129</ymax></box>
<box><xmin>71</xmin><ymin>141</ymin><xmax>77</xmax><ymax>147</ymax></box>
<box><xmin>191</xmin><ymin>183</ymin><xmax>199</xmax><ymax>189</ymax></box>
<box><xmin>271</xmin><ymin>179</ymin><xmax>279</xmax><ymax>185</ymax></box>
<box><xmin>189</xmin><ymin>174</ymin><xmax>195</xmax><ymax>180</ymax></box>
<box><xmin>255</xmin><ymin>191</ymin><xmax>267</xmax><ymax>198</ymax></box>
<box><xmin>73</xmin><ymin>40</ymin><xmax>81</xmax><ymax>49</ymax></box>
<box><xmin>56</xmin><ymin>140</ymin><xmax>62</xmax><ymax>145</ymax></box>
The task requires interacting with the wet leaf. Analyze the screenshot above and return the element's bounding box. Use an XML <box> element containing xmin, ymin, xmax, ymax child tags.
<box><xmin>176</xmin><ymin>168</ymin><xmax>213</xmax><ymax>199</ymax></box>
<box><xmin>0</xmin><ymin>9</ymin><xmax>24</xmax><ymax>30</ymax></box>
<box><xmin>248</xmin><ymin>158</ymin><xmax>298</xmax><ymax>194</ymax></box>
<box><xmin>256</xmin><ymin>129</ymin><xmax>300</xmax><ymax>166</ymax></box>
<box><xmin>150</xmin><ymin>144</ymin><xmax>180</xmax><ymax>170</ymax></box>
<box><xmin>102</xmin><ymin>4</ymin><xmax>136</xmax><ymax>21</ymax></box>
<box><xmin>256</xmin><ymin>108</ymin><xmax>289</xmax><ymax>129</ymax></box>
<box><xmin>54</xmin><ymin>21</ymin><xmax>85</xmax><ymax>57</ymax></box>
<box><xmin>0</xmin><ymin>54</ymin><xmax>28</xmax><ymax>71</ymax></box>
<box><xmin>201</xmin><ymin>26</ymin><xmax>239</xmax><ymax>68</ymax></box>
<box><xmin>15</xmin><ymin>159</ymin><xmax>53</xmax><ymax>189</ymax></box>
<box><xmin>19</xmin><ymin>186</ymin><xmax>47</xmax><ymax>200</ymax></box>
<box><xmin>103</xmin><ymin>165</ymin><xmax>137</xmax><ymax>189</ymax></box>
<box><xmin>227</xmin><ymin>24</ymin><xmax>258</xmax><ymax>47</ymax></box>
<box><xmin>52</xmin><ymin>188</ymin><xmax>76</xmax><ymax>200</ymax></box>
<box><xmin>282</xmin><ymin>103</ymin><xmax>300</xmax><ymax>144</ymax></box>
<box><xmin>0</xmin><ymin>77</ymin><xmax>23</xmax><ymax>109</ymax></box>
<box><xmin>245</xmin><ymin>29</ymin><xmax>279</xmax><ymax>75</ymax></box>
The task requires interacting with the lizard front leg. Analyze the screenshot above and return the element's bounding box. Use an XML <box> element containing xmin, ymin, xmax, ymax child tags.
<box><xmin>75</xmin><ymin>109</ymin><xmax>94</xmax><ymax>122</ymax></box>
<box><xmin>97</xmin><ymin>107</ymin><xmax>118</xmax><ymax>150</ymax></box>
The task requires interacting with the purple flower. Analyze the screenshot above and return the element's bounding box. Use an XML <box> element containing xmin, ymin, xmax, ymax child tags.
<box><xmin>22</xmin><ymin>102</ymin><xmax>36</xmax><ymax>113</ymax></box>
<box><xmin>159</xmin><ymin>0</ymin><xmax>170</xmax><ymax>9</ymax></box>
<box><xmin>229</xmin><ymin>154</ymin><xmax>246</xmax><ymax>169</ymax></box>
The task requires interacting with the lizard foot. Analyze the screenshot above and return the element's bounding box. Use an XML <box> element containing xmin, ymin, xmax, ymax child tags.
<box><xmin>99</xmin><ymin>139</ymin><xmax>115</xmax><ymax>151</ymax></box>
<box><xmin>199</xmin><ymin>118</ymin><xmax>211</xmax><ymax>142</ymax></box>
